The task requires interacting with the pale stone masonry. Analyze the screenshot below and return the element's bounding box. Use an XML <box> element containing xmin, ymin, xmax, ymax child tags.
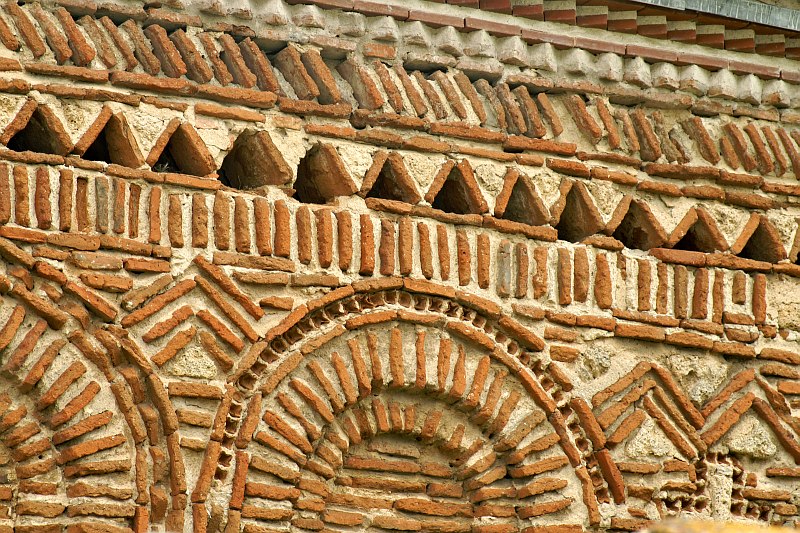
<box><xmin>0</xmin><ymin>0</ymin><xmax>797</xmax><ymax>532</ymax></box>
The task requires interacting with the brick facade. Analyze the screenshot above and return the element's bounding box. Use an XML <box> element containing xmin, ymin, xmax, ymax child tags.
<box><xmin>0</xmin><ymin>0</ymin><xmax>798</xmax><ymax>532</ymax></box>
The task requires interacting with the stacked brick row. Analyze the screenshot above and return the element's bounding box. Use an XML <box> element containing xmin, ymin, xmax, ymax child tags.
<box><xmin>0</xmin><ymin>127</ymin><xmax>799</xmax><ymax>266</ymax></box>
<box><xmin>0</xmin><ymin>146</ymin><xmax>790</xmax><ymax>377</ymax></box>
<box><xmin>286</xmin><ymin>0</ymin><xmax>800</xmax><ymax>61</ymax></box>
<box><xmin>14</xmin><ymin>0</ymin><xmax>800</xmax><ymax>72</ymax></box>
<box><xmin>0</xmin><ymin>1</ymin><xmax>797</xmax><ymax>114</ymax></box>
<box><xmin>0</xmin><ymin>3</ymin><xmax>800</xmax><ymax>232</ymax></box>
<box><xmin>0</xmin><ymin>161</ymin><xmax>775</xmax><ymax>329</ymax></box>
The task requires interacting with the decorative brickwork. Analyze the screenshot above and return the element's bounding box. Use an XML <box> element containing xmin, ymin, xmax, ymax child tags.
<box><xmin>0</xmin><ymin>1</ymin><xmax>798</xmax><ymax>532</ymax></box>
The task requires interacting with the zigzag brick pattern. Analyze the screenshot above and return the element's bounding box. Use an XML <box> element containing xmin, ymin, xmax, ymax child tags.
<box><xmin>0</xmin><ymin>0</ymin><xmax>796</xmax><ymax>532</ymax></box>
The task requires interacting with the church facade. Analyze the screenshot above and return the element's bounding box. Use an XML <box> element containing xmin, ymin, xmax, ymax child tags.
<box><xmin>0</xmin><ymin>0</ymin><xmax>798</xmax><ymax>531</ymax></box>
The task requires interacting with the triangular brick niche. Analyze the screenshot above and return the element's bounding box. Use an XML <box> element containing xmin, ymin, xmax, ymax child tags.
<box><xmin>219</xmin><ymin>129</ymin><xmax>292</xmax><ymax>189</ymax></box>
<box><xmin>360</xmin><ymin>151</ymin><xmax>421</xmax><ymax>204</ymax></box>
<box><xmin>2</xmin><ymin>101</ymin><xmax>72</xmax><ymax>156</ymax></box>
<box><xmin>551</xmin><ymin>181</ymin><xmax>604</xmax><ymax>243</ymax></box>
<box><xmin>73</xmin><ymin>109</ymin><xmax>143</xmax><ymax>168</ymax></box>
<box><xmin>608</xmin><ymin>198</ymin><xmax>667</xmax><ymax>251</ymax></box>
<box><xmin>425</xmin><ymin>160</ymin><xmax>488</xmax><ymax>215</ymax></box>
<box><xmin>148</xmin><ymin>122</ymin><xmax>216</xmax><ymax>176</ymax></box>
<box><xmin>494</xmin><ymin>169</ymin><xmax>548</xmax><ymax>226</ymax></box>
<box><xmin>733</xmin><ymin>214</ymin><xmax>787</xmax><ymax>263</ymax></box>
<box><xmin>293</xmin><ymin>143</ymin><xmax>357</xmax><ymax>204</ymax></box>
<box><xmin>668</xmin><ymin>208</ymin><xmax>728</xmax><ymax>253</ymax></box>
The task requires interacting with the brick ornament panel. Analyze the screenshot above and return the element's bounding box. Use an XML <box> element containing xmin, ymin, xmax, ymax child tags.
<box><xmin>0</xmin><ymin>1</ymin><xmax>798</xmax><ymax>532</ymax></box>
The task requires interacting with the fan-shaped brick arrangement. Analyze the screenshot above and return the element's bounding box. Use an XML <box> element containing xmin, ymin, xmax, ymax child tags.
<box><xmin>0</xmin><ymin>1</ymin><xmax>797</xmax><ymax>533</ymax></box>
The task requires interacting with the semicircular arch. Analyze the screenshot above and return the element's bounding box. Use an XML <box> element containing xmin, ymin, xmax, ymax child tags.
<box><xmin>0</xmin><ymin>283</ymin><xmax>185</xmax><ymax>533</ymax></box>
<box><xmin>204</xmin><ymin>286</ymin><xmax>607</xmax><ymax>532</ymax></box>
<box><xmin>0</xmin><ymin>326</ymin><xmax>140</xmax><ymax>532</ymax></box>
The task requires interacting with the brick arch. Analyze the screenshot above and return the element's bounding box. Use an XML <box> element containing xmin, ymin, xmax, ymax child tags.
<box><xmin>276</xmin><ymin>324</ymin><xmax>586</xmax><ymax>531</ymax></box>
<box><xmin>235</xmin><ymin>281</ymin><xmax>549</xmax><ymax>394</ymax></box>
<box><xmin>0</xmin><ymin>275</ymin><xmax>173</xmax><ymax>532</ymax></box>
<box><xmin>0</xmin><ymin>240</ymin><xmax>233</xmax><ymax>533</ymax></box>
<box><xmin>0</xmin><ymin>378</ymin><xmax>70</xmax><ymax>531</ymax></box>
<box><xmin>199</xmin><ymin>284</ymin><xmax>605</xmax><ymax>531</ymax></box>
<box><xmin>90</xmin><ymin>326</ymin><xmax>195</xmax><ymax>532</ymax></box>
<box><xmin>0</xmin><ymin>330</ymin><xmax>141</xmax><ymax>532</ymax></box>
<box><xmin>292</xmin><ymin>389</ymin><xmax>582</xmax><ymax>532</ymax></box>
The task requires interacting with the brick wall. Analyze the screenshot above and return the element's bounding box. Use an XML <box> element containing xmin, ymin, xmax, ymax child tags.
<box><xmin>0</xmin><ymin>1</ymin><xmax>797</xmax><ymax>532</ymax></box>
